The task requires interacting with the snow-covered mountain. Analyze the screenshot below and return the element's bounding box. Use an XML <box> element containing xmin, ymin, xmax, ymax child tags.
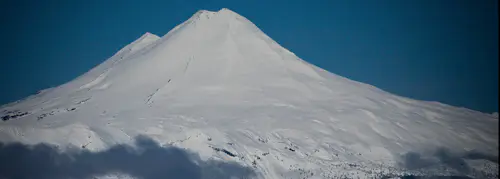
<box><xmin>0</xmin><ymin>8</ymin><xmax>498</xmax><ymax>179</ymax></box>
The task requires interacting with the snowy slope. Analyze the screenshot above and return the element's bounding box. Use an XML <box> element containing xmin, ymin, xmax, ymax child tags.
<box><xmin>0</xmin><ymin>8</ymin><xmax>498</xmax><ymax>179</ymax></box>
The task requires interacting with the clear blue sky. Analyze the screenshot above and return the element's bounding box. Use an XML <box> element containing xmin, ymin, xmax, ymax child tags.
<box><xmin>0</xmin><ymin>0</ymin><xmax>498</xmax><ymax>112</ymax></box>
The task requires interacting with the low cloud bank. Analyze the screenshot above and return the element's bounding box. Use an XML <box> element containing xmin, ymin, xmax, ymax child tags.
<box><xmin>399</xmin><ymin>147</ymin><xmax>498</xmax><ymax>178</ymax></box>
<box><xmin>0</xmin><ymin>135</ymin><xmax>255</xmax><ymax>179</ymax></box>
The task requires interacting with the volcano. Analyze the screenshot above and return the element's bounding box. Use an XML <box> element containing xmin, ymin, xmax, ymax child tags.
<box><xmin>0</xmin><ymin>8</ymin><xmax>497</xmax><ymax>179</ymax></box>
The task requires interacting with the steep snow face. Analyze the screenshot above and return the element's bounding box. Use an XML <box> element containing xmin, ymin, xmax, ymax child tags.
<box><xmin>0</xmin><ymin>8</ymin><xmax>498</xmax><ymax>178</ymax></box>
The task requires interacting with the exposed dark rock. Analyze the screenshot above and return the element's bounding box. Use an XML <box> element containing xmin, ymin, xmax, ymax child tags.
<box><xmin>285</xmin><ymin>146</ymin><xmax>295</xmax><ymax>152</ymax></box>
<box><xmin>210</xmin><ymin>146</ymin><xmax>237</xmax><ymax>157</ymax></box>
<box><xmin>1</xmin><ymin>110</ymin><xmax>29</xmax><ymax>121</ymax></box>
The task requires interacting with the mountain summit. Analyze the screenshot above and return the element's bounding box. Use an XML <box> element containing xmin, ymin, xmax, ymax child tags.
<box><xmin>0</xmin><ymin>9</ymin><xmax>498</xmax><ymax>178</ymax></box>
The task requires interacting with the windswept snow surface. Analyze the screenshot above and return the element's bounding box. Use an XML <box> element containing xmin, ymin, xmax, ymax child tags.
<box><xmin>0</xmin><ymin>8</ymin><xmax>498</xmax><ymax>179</ymax></box>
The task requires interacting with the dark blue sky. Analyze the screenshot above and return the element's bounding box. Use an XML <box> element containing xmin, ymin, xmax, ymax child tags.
<box><xmin>0</xmin><ymin>0</ymin><xmax>498</xmax><ymax>112</ymax></box>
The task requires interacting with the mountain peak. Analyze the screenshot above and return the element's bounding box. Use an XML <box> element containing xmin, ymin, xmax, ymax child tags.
<box><xmin>189</xmin><ymin>8</ymin><xmax>246</xmax><ymax>22</ymax></box>
<box><xmin>217</xmin><ymin>8</ymin><xmax>246</xmax><ymax>18</ymax></box>
<box><xmin>217</xmin><ymin>8</ymin><xmax>236</xmax><ymax>14</ymax></box>
<box><xmin>194</xmin><ymin>8</ymin><xmax>238</xmax><ymax>14</ymax></box>
<box><xmin>137</xmin><ymin>32</ymin><xmax>159</xmax><ymax>42</ymax></box>
<box><xmin>127</xmin><ymin>32</ymin><xmax>160</xmax><ymax>50</ymax></box>
<box><xmin>141</xmin><ymin>32</ymin><xmax>158</xmax><ymax>38</ymax></box>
